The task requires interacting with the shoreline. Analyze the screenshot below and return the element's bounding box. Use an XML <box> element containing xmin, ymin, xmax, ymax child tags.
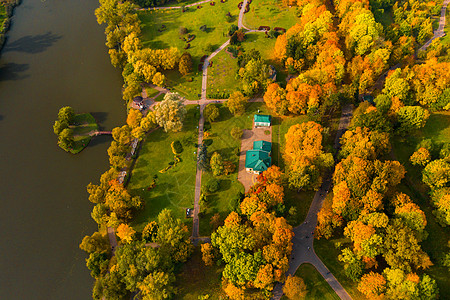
<box><xmin>0</xmin><ymin>0</ymin><xmax>21</xmax><ymax>54</ymax></box>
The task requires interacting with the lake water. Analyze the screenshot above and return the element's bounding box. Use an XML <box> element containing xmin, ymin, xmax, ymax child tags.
<box><xmin>0</xmin><ymin>0</ymin><xmax>125</xmax><ymax>298</ymax></box>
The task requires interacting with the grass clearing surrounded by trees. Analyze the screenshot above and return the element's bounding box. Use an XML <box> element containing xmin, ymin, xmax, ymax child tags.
<box><xmin>138</xmin><ymin>0</ymin><xmax>241</xmax><ymax>99</ymax></box>
<box><xmin>208</xmin><ymin>50</ymin><xmax>239</xmax><ymax>97</ymax></box>
<box><xmin>128</xmin><ymin>105</ymin><xmax>199</xmax><ymax>230</ymax></box>
<box><xmin>244</xmin><ymin>0</ymin><xmax>298</xmax><ymax>30</ymax></box>
<box><xmin>289</xmin><ymin>263</ymin><xmax>340</xmax><ymax>300</ymax></box>
<box><xmin>199</xmin><ymin>102</ymin><xmax>269</xmax><ymax>235</ymax></box>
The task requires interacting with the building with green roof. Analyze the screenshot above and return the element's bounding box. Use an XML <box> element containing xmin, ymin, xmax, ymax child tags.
<box><xmin>254</xmin><ymin>114</ymin><xmax>271</xmax><ymax>127</ymax></box>
<box><xmin>245</xmin><ymin>140</ymin><xmax>272</xmax><ymax>174</ymax></box>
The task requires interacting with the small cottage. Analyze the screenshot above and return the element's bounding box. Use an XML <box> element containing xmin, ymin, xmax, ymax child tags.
<box><xmin>254</xmin><ymin>114</ymin><xmax>271</xmax><ymax>127</ymax></box>
<box><xmin>245</xmin><ymin>140</ymin><xmax>272</xmax><ymax>174</ymax></box>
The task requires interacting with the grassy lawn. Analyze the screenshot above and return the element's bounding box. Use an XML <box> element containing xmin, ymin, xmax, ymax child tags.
<box><xmin>175</xmin><ymin>246</ymin><xmax>224</xmax><ymax>299</ymax></box>
<box><xmin>243</xmin><ymin>0</ymin><xmax>298</xmax><ymax>30</ymax></box>
<box><xmin>128</xmin><ymin>105</ymin><xmax>199</xmax><ymax>230</ymax></box>
<box><xmin>208</xmin><ymin>50</ymin><xmax>239</xmax><ymax>97</ymax></box>
<box><xmin>288</xmin><ymin>264</ymin><xmax>340</xmax><ymax>300</ymax></box>
<box><xmin>138</xmin><ymin>0</ymin><xmax>240</xmax><ymax>99</ymax></box>
<box><xmin>145</xmin><ymin>87</ymin><xmax>160</xmax><ymax>98</ymax></box>
<box><xmin>154</xmin><ymin>92</ymin><xmax>166</xmax><ymax>102</ymax></box>
<box><xmin>69</xmin><ymin>113</ymin><xmax>98</xmax><ymax>154</ymax></box>
<box><xmin>199</xmin><ymin>102</ymin><xmax>269</xmax><ymax>235</ymax></box>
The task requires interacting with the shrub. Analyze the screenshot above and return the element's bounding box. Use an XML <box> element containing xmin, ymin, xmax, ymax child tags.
<box><xmin>179</xmin><ymin>27</ymin><xmax>188</xmax><ymax>35</ymax></box>
<box><xmin>171</xmin><ymin>140</ymin><xmax>183</xmax><ymax>154</ymax></box>
<box><xmin>179</xmin><ymin>52</ymin><xmax>193</xmax><ymax>76</ymax></box>
<box><xmin>230</xmin><ymin>127</ymin><xmax>243</xmax><ymax>140</ymax></box>
<box><xmin>199</xmin><ymin>25</ymin><xmax>207</xmax><ymax>32</ymax></box>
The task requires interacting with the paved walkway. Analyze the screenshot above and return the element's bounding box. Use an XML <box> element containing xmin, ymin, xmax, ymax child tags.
<box><xmin>190</xmin><ymin>0</ymin><xmax>250</xmax><ymax>240</ymax></box>
<box><xmin>419</xmin><ymin>0</ymin><xmax>450</xmax><ymax>51</ymax></box>
<box><xmin>271</xmin><ymin>104</ymin><xmax>354</xmax><ymax>300</ymax></box>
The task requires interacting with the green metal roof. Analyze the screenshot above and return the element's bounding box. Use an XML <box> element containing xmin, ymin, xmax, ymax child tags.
<box><xmin>245</xmin><ymin>150</ymin><xmax>271</xmax><ymax>172</ymax></box>
<box><xmin>254</xmin><ymin>114</ymin><xmax>271</xmax><ymax>124</ymax></box>
<box><xmin>253</xmin><ymin>140</ymin><xmax>272</xmax><ymax>153</ymax></box>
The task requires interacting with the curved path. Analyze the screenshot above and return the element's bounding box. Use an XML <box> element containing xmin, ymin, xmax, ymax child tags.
<box><xmin>419</xmin><ymin>0</ymin><xmax>450</xmax><ymax>52</ymax></box>
<box><xmin>271</xmin><ymin>104</ymin><xmax>354</xmax><ymax>300</ymax></box>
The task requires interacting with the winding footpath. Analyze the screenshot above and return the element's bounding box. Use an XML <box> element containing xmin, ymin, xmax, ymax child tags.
<box><xmin>419</xmin><ymin>0</ymin><xmax>450</xmax><ymax>52</ymax></box>
<box><xmin>271</xmin><ymin>104</ymin><xmax>354</xmax><ymax>300</ymax></box>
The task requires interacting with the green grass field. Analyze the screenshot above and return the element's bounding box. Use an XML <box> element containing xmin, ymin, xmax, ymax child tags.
<box><xmin>243</xmin><ymin>0</ymin><xmax>298</xmax><ymax>30</ymax></box>
<box><xmin>208</xmin><ymin>50</ymin><xmax>239</xmax><ymax>97</ymax></box>
<box><xmin>290</xmin><ymin>264</ymin><xmax>340</xmax><ymax>300</ymax></box>
<box><xmin>145</xmin><ymin>87</ymin><xmax>160</xmax><ymax>98</ymax></box>
<box><xmin>138</xmin><ymin>0</ymin><xmax>240</xmax><ymax>99</ymax></box>
<box><xmin>128</xmin><ymin>105</ymin><xmax>199</xmax><ymax>230</ymax></box>
<box><xmin>199</xmin><ymin>102</ymin><xmax>269</xmax><ymax>235</ymax></box>
<box><xmin>69</xmin><ymin>113</ymin><xmax>99</xmax><ymax>154</ymax></box>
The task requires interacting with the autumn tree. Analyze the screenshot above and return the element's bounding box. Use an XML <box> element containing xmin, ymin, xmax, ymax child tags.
<box><xmin>226</xmin><ymin>91</ymin><xmax>248</xmax><ymax>116</ymax></box>
<box><xmin>154</xmin><ymin>93</ymin><xmax>187</xmax><ymax>132</ymax></box>
<box><xmin>422</xmin><ymin>159</ymin><xmax>450</xmax><ymax>190</ymax></box>
<box><xmin>284</xmin><ymin>121</ymin><xmax>333</xmax><ymax>191</ymax></box>
<box><xmin>283</xmin><ymin>275</ymin><xmax>307</xmax><ymax>299</ymax></box>
<box><xmin>178</xmin><ymin>52</ymin><xmax>193</xmax><ymax>76</ymax></box>
<box><xmin>201</xmin><ymin>243</ymin><xmax>215</xmax><ymax>266</ymax></box>
<box><xmin>358</xmin><ymin>272</ymin><xmax>386</xmax><ymax>299</ymax></box>
<box><xmin>410</xmin><ymin>147</ymin><xmax>431</xmax><ymax>167</ymax></box>
<box><xmin>116</xmin><ymin>223</ymin><xmax>136</xmax><ymax>243</ymax></box>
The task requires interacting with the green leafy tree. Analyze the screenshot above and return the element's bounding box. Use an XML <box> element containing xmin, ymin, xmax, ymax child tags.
<box><xmin>397</xmin><ymin>106</ymin><xmax>430</xmax><ymax>134</ymax></box>
<box><xmin>58</xmin><ymin>106</ymin><xmax>75</xmax><ymax>124</ymax></box>
<box><xmin>230</xmin><ymin>127</ymin><xmax>243</xmax><ymax>140</ymax></box>
<box><xmin>210</xmin><ymin>152</ymin><xmax>224</xmax><ymax>176</ymax></box>
<box><xmin>53</xmin><ymin>120</ymin><xmax>68</xmax><ymax>135</ymax></box>
<box><xmin>204</xmin><ymin>103</ymin><xmax>219</xmax><ymax>122</ymax></box>
<box><xmin>86</xmin><ymin>252</ymin><xmax>109</xmax><ymax>278</ymax></box>
<box><xmin>154</xmin><ymin>93</ymin><xmax>187</xmax><ymax>132</ymax></box>
<box><xmin>226</xmin><ymin>91</ymin><xmax>248</xmax><ymax>116</ymax></box>
<box><xmin>79</xmin><ymin>232</ymin><xmax>110</xmax><ymax>254</ymax></box>
<box><xmin>198</xmin><ymin>143</ymin><xmax>209</xmax><ymax>171</ymax></box>
<box><xmin>58</xmin><ymin>128</ymin><xmax>74</xmax><ymax>151</ymax></box>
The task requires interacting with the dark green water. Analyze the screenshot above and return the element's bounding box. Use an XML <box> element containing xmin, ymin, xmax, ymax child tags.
<box><xmin>0</xmin><ymin>0</ymin><xmax>125</xmax><ymax>298</ymax></box>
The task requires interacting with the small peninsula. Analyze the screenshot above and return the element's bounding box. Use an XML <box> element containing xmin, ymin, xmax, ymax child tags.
<box><xmin>53</xmin><ymin>106</ymin><xmax>100</xmax><ymax>154</ymax></box>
